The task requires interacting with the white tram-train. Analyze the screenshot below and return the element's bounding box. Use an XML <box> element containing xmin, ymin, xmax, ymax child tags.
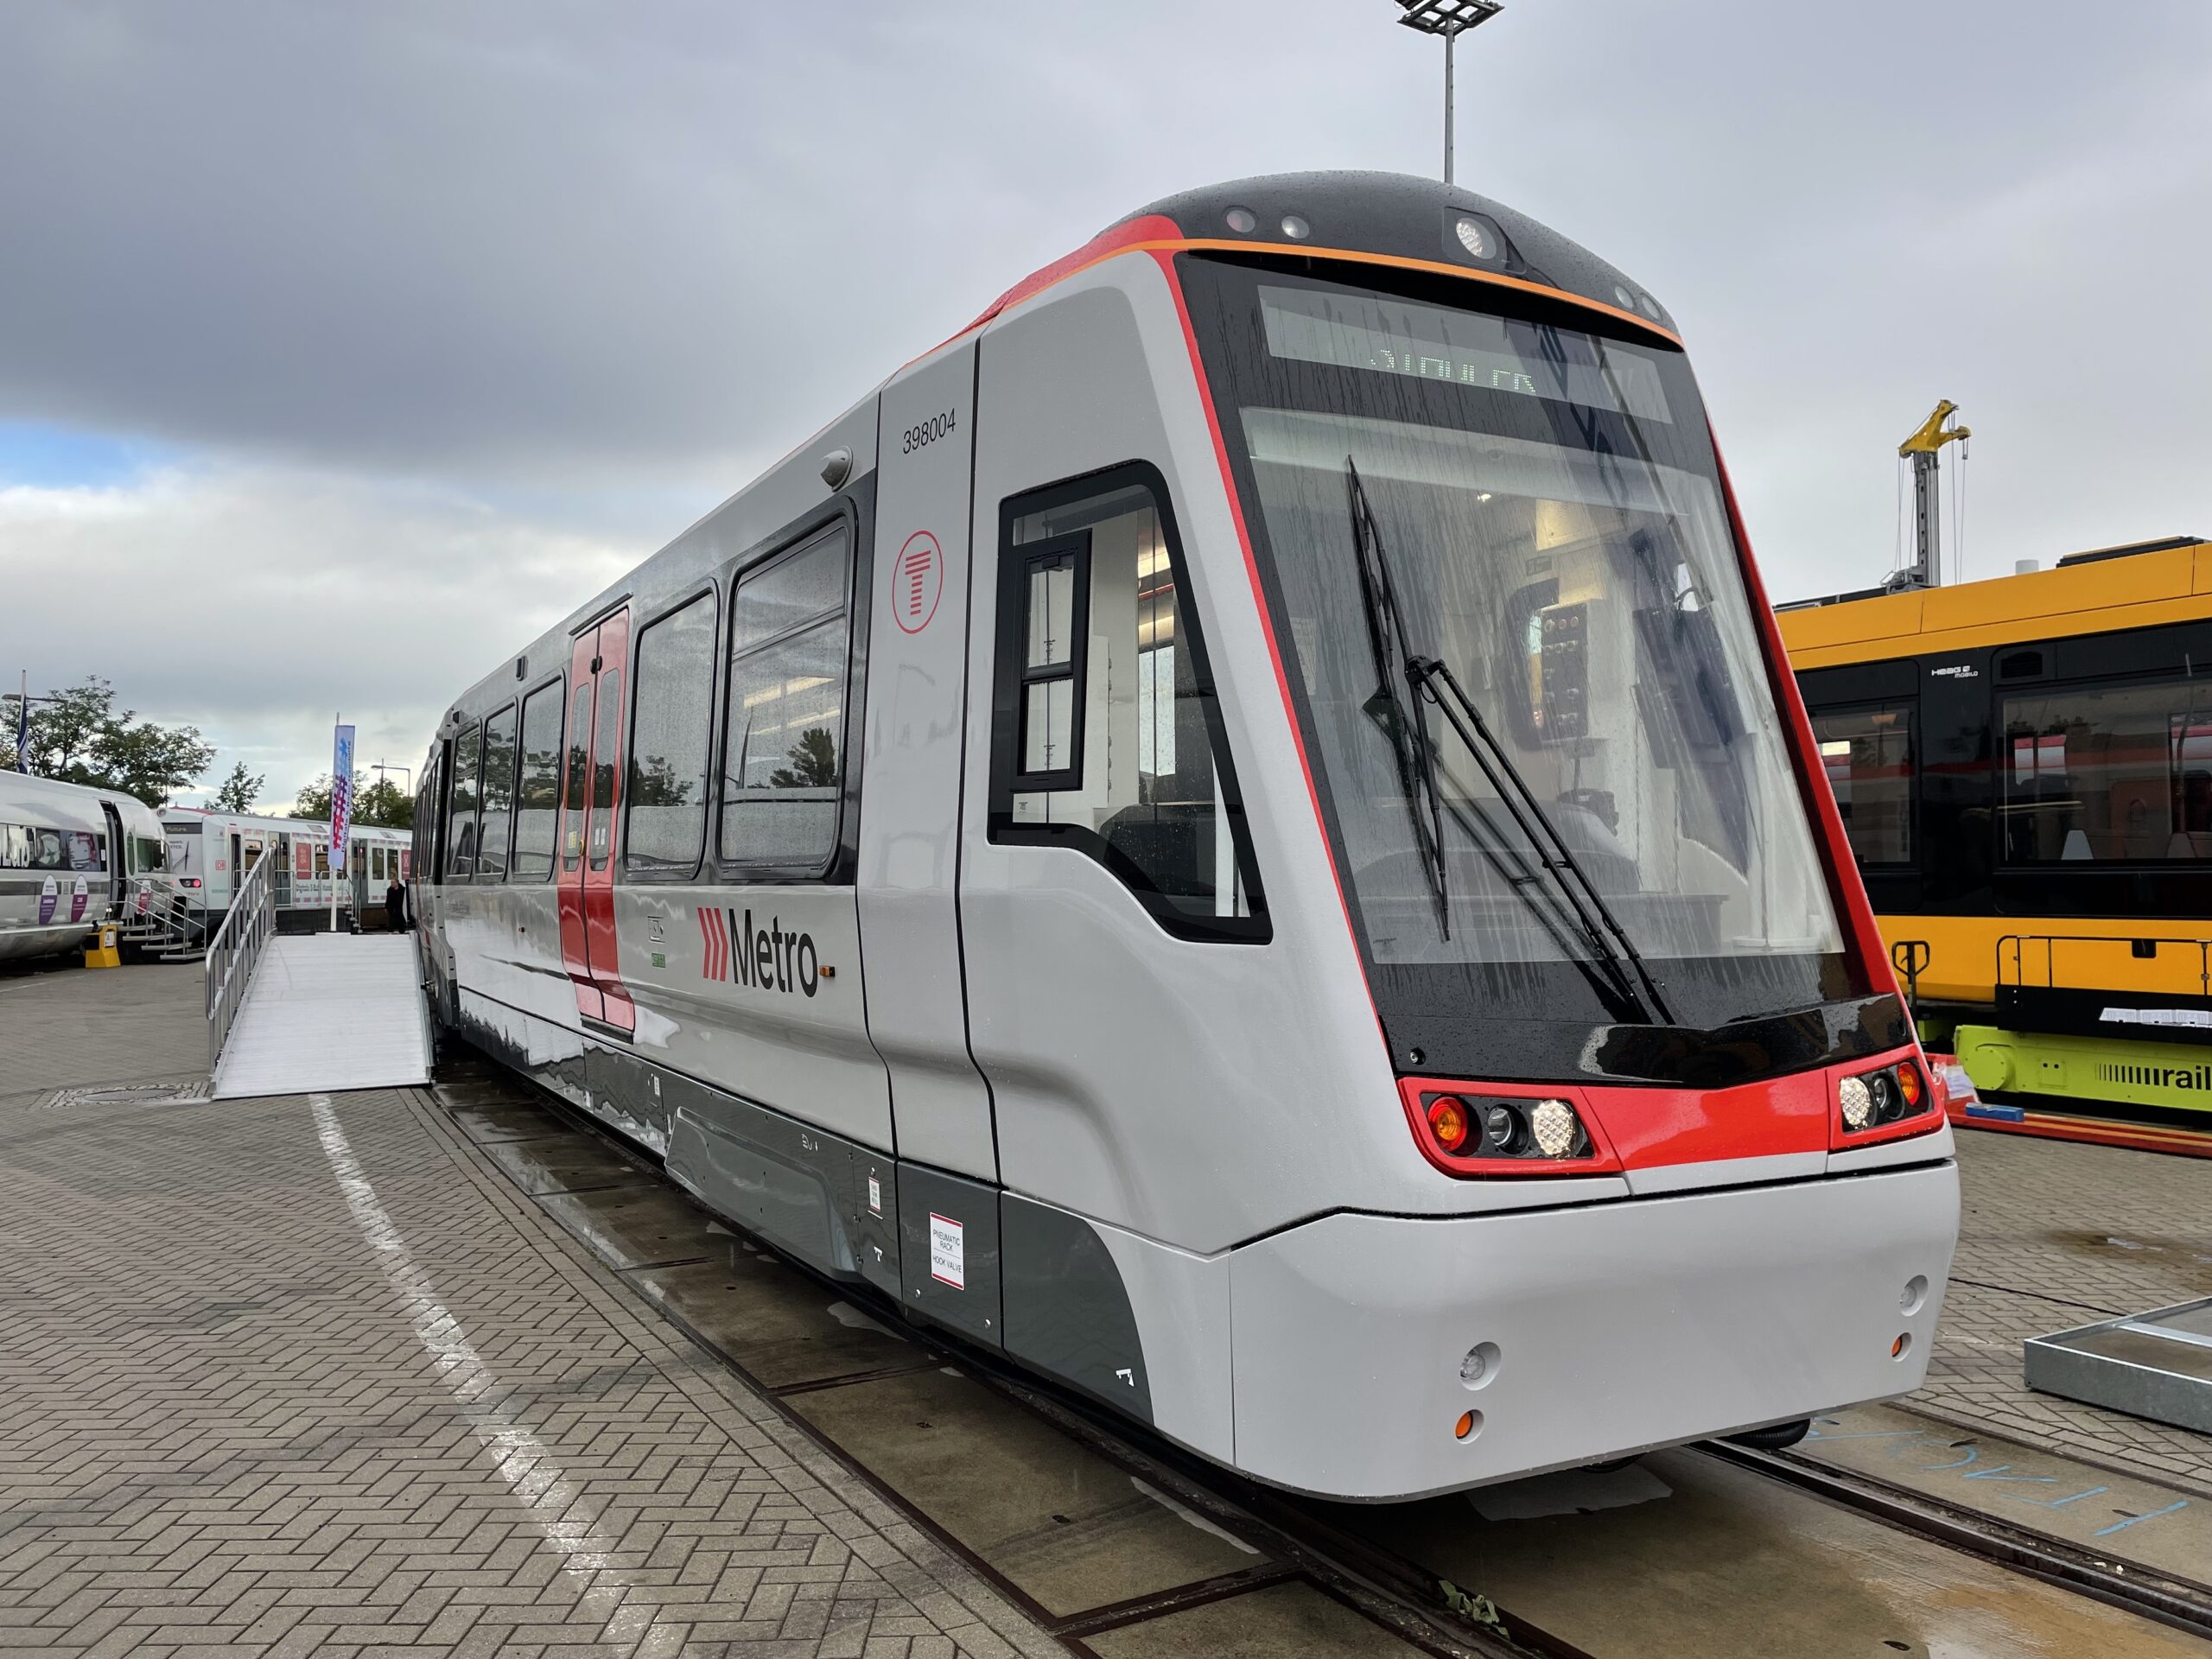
<box><xmin>0</xmin><ymin>771</ymin><xmax>175</xmax><ymax>962</ymax></box>
<box><xmin>162</xmin><ymin>808</ymin><xmax>412</xmax><ymax>933</ymax></box>
<box><xmin>414</xmin><ymin>173</ymin><xmax>1961</xmax><ymax>1500</ymax></box>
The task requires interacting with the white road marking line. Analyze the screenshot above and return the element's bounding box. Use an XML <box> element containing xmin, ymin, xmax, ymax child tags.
<box><xmin>310</xmin><ymin>1094</ymin><xmax>635</xmax><ymax>1649</ymax></box>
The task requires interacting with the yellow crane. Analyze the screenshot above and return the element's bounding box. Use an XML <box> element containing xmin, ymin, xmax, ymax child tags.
<box><xmin>1897</xmin><ymin>399</ymin><xmax>1970</xmax><ymax>588</ymax></box>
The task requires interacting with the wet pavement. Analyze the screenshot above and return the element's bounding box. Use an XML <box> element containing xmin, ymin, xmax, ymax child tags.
<box><xmin>1924</xmin><ymin>1128</ymin><xmax>2212</xmax><ymax>1491</ymax></box>
<box><xmin>1328</xmin><ymin>1446</ymin><xmax>2203</xmax><ymax>1658</ymax></box>
<box><xmin>6</xmin><ymin>959</ymin><xmax>2212</xmax><ymax>1658</ymax></box>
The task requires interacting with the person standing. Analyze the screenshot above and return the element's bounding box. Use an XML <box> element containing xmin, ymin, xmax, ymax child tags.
<box><xmin>385</xmin><ymin>872</ymin><xmax>409</xmax><ymax>931</ymax></box>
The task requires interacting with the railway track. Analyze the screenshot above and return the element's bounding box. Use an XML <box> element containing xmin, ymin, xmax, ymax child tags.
<box><xmin>432</xmin><ymin>1057</ymin><xmax>2212</xmax><ymax>1658</ymax></box>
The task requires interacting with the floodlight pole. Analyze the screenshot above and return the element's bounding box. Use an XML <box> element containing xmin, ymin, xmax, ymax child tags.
<box><xmin>1444</xmin><ymin>27</ymin><xmax>1456</xmax><ymax>183</ymax></box>
<box><xmin>1395</xmin><ymin>3</ymin><xmax>1501</xmax><ymax>186</ymax></box>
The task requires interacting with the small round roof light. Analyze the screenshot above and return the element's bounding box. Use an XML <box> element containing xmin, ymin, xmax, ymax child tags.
<box><xmin>1280</xmin><ymin>213</ymin><xmax>1311</xmax><ymax>241</ymax></box>
<box><xmin>1613</xmin><ymin>283</ymin><xmax>1637</xmax><ymax>312</ymax></box>
<box><xmin>1224</xmin><ymin>207</ymin><xmax>1256</xmax><ymax>234</ymax></box>
<box><xmin>1638</xmin><ymin>292</ymin><xmax>1662</xmax><ymax>321</ymax></box>
<box><xmin>1452</xmin><ymin>216</ymin><xmax>1496</xmax><ymax>260</ymax></box>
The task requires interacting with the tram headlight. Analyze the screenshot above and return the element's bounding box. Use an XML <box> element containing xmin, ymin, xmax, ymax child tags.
<box><xmin>1840</xmin><ymin>1061</ymin><xmax>1935</xmax><ymax>1135</ymax></box>
<box><xmin>1839</xmin><ymin>1074</ymin><xmax>1874</xmax><ymax>1132</ymax></box>
<box><xmin>1529</xmin><ymin>1098</ymin><xmax>1579</xmax><ymax>1159</ymax></box>
<box><xmin>1411</xmin><ymin>1088</ymin><xmax>1601</xmax><ymax>1171</ymax></box>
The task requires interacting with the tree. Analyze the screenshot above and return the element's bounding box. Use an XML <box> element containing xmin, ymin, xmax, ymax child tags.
<box><xmin>355</xmin><ymin>777</ymin><xmax>412</xmax><ymax>830</ymax></box>
<box><xmin>210</xmin><ymin>762</ymin><xmax>264</xmax><ymax>813</ymax></box>
<box><xmin>0</xmin><ymin>677</ymin><xmax>213</xmax><ymax>807</ymax></box>
<box><xmin>768</xmin><ymin>728</ymin><xmax>838</xmax><ymax>789</ymax></box>
<box><xmin>294</xmin><ymin>771</ymin><xmax>412</xmax><ymax>830</ymax></box>
<box><xmin>291</xmin><ymin>773</ymin><xmax>337</xmax><ymax>821</ymax></box>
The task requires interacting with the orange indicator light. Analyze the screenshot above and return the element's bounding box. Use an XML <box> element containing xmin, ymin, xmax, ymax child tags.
<box><xmin>1897</xmin><ymin>1063</ymin><xmax>1924</xmax><ymax>1109</ymax></box>
<box><xmin>1891</xmin><ymin>1334</ymin><xmax>1908</xmax><ymax>1357</ymax></box>
<box><xmin>1427</xmin><ymin>1095</ymin><xmax>1471</xmax><ymax>1153</ymax></box>
<box><xmin>1454</xmin><ymin>1411</ymin><xmax>1476</xmax><ymax>1440</ymax></box>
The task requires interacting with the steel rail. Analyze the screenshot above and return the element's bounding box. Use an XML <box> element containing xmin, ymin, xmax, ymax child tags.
<box><xmin>1699</xmin><ymin>1439</ymin><xmax>2212</xmax><ymax>1645</ymax></box>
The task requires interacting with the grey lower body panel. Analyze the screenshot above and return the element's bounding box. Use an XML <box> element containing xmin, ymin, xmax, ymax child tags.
<box><xmin>441</xmin><ymin>1001</ymin><xmax>1146</xmax><ymax>1412</ymax></box>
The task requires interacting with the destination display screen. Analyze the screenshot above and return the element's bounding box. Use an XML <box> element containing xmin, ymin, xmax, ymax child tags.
<box><xmin>1258</xmin><ymin>285</ymin><xmax>1672</xmax><ymax>423</ymax></box>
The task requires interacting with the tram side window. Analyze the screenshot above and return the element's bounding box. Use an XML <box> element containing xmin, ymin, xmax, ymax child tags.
<box><xmin>0</xmin><ymin>824</ymin><xmax>28</xmax><ymax>868</ymax></box>
<box><xmin>721</xmin><ymin>528</ymin><xmax>850</xmax><ymax>873</ymax></box>
<box><xmin>67</xmin><ymin>832</ymin><xmax>106</xmax><ymax>874</ymax></box>
<box><xmin>476</xmin><ymin>704</ymin><xmax>518</xmax><ymax>880</ymax></box>
<box><xmin>446</xmin><ymin>720</ymin><xmax>483</xmax><ymax>877</ymax></box>
<box><xmin>628</xmin><ymin>591</ymin><xmax>718</xmax><ymax>874</ymax></box>
<box><xmin>2003</xmin><ymin>678</ymin><xmax>2212</xmax><ymax>861</ymax></box>
<box><xmin>512</xmin><ymin>681</ymin><xmax>563</xmax><ymax>880</ymax></box>
<box><xmin>1810</xmin><ymin>705</ymin><xmax>1914</xmax><ymax>866</ymax></box>
<box><xmin>991</xmin><ymin>470</ymin><xmax>1265</xmax><ymax>938</ymax></box>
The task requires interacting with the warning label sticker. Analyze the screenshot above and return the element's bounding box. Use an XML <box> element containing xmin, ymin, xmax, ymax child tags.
<box><xmin>928</xmin><ymin>1212</ymin><xmax>964</xmax><ymax>1289</ymax></box>
<box><xmin>868</xmin><ymin>1175</ymin><xmax>882</xmax><ymax>1217</ymax></box>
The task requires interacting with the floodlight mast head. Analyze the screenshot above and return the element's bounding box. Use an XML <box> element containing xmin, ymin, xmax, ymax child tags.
<box><xmin>1395</xmin><ymin>0</ymin><xmax>1503</xmax><ymax>185</ymax></box>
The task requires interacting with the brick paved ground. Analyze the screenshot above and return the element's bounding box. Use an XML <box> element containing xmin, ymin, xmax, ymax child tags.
<box><xmin>8</xmin><ymin>960</ymin><xmax>2212</xmax><ymax>1652</ymax></box>
<box><xmin>1917</xmin><ymin>1127</ymin><xmax>2212</xmax><ymax>1495</ymax></box>
<box><xmin>0</xmin><ymin>969</ymin><xmax>1059</xmax><ymax>1658</ymax></box>
<box><xmin>0</xmin><ymin>956</ymin><xmax>207</xmax><ymax>1097</ymax></box>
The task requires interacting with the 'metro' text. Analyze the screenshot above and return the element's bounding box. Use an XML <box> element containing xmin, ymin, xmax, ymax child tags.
<box><xmin>697</xmin><ymin>906</ymin><xmax>819</xmax><ymax>997</ymax></box>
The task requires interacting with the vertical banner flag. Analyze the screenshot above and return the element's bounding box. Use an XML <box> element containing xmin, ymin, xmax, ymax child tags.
<box><xmin>330</xmin><ymin>723</ymin><xmax>356</xmax><ymax>875</ymax></box>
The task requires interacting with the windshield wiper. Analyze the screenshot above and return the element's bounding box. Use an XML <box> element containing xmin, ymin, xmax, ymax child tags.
<box><xmin>1346</xmin><ymin>458</ymin><xmax>1451</xmax><ymax>938</ymax></box>
<box><xmin>1407</xmin><ymin>652</ymin><xmax>1679</xmax><ymax>1027</ymax></box>
<box><xmin>1343</xmin><ymin>457</ymin><xmax>1677</xmax><ymax>1027</ymax></box>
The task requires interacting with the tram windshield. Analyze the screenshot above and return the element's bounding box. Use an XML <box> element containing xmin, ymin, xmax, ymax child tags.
<box><xmin>1185</xmin><ymin>260</ymin><xmax>1853</xmax><ymax>1060</ymax></box>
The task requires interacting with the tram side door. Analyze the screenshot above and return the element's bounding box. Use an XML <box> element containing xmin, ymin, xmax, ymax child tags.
<box><xmin>861</xmin><ymin>340</ymin><xmax>998</xmax><ymax>1183</ymax></box>
<box><xmin>99</xmin><ymin>803</ymin><xmax>125</xmax><ymax>912</ymax></box>
<box><xmin>558</xmin><ymin>610</ymin><xmax>636</xmax><ymax>1035</ymax></box>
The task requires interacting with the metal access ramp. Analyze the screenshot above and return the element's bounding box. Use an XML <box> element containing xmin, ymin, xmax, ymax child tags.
<box><xmin>2026</xmin><ymin>1298</ymin><xmax>2212</xmax><ymax>1434</ymax></box>
<box><xmin>207</xmin><ymin>852</ymin><xmax>429</xmax><ymax>1099</ymax></box>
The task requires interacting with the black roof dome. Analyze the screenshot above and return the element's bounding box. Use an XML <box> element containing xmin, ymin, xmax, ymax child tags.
<box><xmin>1125</xmin><ymin>170</ymin><xmax>1675</xmax><ymax>335</ymax></box>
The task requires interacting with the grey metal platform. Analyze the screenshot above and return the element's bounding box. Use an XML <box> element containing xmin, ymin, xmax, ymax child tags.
<box><xmin>2025</xmin><ymin>1298</ymin><xmax>2212</xmax><ymax>1434</ymax></box>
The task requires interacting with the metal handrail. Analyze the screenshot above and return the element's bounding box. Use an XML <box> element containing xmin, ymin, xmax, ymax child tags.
<box><xmin>1998</xmin><ymin>932</ymin><xmax>2212</xmax><ymax>1000</ymax></box>
<box><xmin>205</xmin><ymin>849</ymin><xmax>278</xmax><ymax>1075</ymax></box>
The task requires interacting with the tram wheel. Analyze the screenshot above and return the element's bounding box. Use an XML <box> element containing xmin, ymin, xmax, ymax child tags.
<box><xmin>1725</xmin><ymin>1418</ymin><xmax>1811</xmax><ymax>1451</ymax></box>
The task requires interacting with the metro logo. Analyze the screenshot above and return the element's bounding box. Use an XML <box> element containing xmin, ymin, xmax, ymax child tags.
<box><xmin>696</xmin><ymin>905</ymin><xmax>821</xmax><ymax>997</ymax></box>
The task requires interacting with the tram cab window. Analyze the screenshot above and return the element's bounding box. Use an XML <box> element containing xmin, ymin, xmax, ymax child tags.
<box><xmin>721</xmin><ymin>527</ymin><xmax>850</xmax><ymax>873</ymax></box>
<box><xmin>513</xmin><ymin>681</ymin><xmax>563</xmax><ymax>880</ymax></box>
<box><xmin>1810</xmin><ymin>706</ymin><xmax>1915</xmax><ymax>866</ymax></box>
<box><xmin>628</xmin><ymin>591</ymin><xmax>717</xmax><ymax>874</ymax></box>
<box><xmin>131</xmin><ymin>835</ymin><xmax>166</xmax><ymax>874</ymax></box>
<box><xmin>991</xmin><ymin>470</ymin><xmax>1263</xmax><ymax>938</ymax></box>
<box><xmin>2003</xmin><ymin>679</ymin><xmax>2212</xmax><ymax>862</ymax></box>
<box><xmin>446</xmin><ymin>721</ymin><xmax>483</xmax><ymax>877</ymax></box>
<box><xmin>476</xmin><ymin>704</ymin><xmax>518</xmax><ymax>880</ymax></box>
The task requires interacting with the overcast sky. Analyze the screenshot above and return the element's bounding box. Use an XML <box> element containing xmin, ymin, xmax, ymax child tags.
<box><xmin>3</xmin><ymin>2</ymin><xmax>2208</xmax><ymax>807</ymax></box>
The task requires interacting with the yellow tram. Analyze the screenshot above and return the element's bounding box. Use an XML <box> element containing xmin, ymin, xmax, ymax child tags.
<box><xmin>1782</xmin><ymin>536</ymin><xmax>2212</xmax><ymax>1115</ymax></box>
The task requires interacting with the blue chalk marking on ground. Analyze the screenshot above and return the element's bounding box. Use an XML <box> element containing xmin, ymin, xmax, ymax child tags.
<box><xmin>2095</xmin><ymin>1500</ymin><xmax>2190</xmax><ymax>1536</ymax></box>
